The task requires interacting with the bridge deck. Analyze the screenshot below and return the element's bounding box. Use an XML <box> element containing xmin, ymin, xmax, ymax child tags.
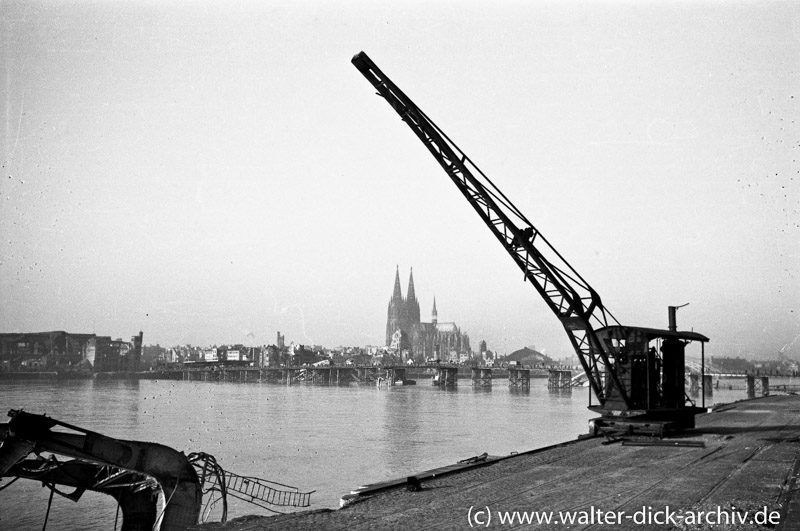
<box><xmin>193</xmin><ymin>394</ymin><xmax>800</xmax><ymax>530</ymax></box>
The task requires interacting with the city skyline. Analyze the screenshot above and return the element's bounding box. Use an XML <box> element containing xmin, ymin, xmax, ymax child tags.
<box><xmin>2</xmin><ymin>2</ymin><xmax>798</xmax><ymax>360</ymax></box>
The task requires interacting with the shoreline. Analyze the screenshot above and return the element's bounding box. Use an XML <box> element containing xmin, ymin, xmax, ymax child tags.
<box><xmin>191</xmin><ymin>393</ymin><xmax>800</xmax><ymax>530</ymax></box>
<box><xmin>0</xmin><ymin>367</ymin><xmax>558</xmax><ymax>381</ymax></box>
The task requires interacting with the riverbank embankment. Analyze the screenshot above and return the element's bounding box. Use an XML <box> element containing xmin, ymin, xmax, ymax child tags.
<box><xmin>194</xmin><ymin>393</ymin><xmax>800</xmax><ymax>530</ymax></box>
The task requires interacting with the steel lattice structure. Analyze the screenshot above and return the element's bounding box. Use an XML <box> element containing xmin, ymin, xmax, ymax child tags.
<box><xmin>352</xmin><ymin>51</ymin><xmax>631</xmax><ymax>409</ymax></box>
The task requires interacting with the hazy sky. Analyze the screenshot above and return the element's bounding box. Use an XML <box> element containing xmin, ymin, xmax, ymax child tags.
<box><xmin>2</xmin><ymin>1</ymin><xmax>798</xmax><ymax>360</ymax></box>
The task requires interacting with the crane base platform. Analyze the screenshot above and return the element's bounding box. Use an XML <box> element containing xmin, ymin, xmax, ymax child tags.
<box><xmin>589</xmin><ymin>407</ymin><xmax>707</xmax><ymax>438</ymax></box>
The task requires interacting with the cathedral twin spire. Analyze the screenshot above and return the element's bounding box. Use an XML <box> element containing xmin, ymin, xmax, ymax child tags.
<box><xmin>392</xmin><ymin>265</ymin><xmax>403</xmax><ymax>301</ymax></box>
<box><xmin>386</xmin><ymin>266</ymin><xmax>421</xmax><ymax>346</ymax></box>
<box><xmin>390</xmin><ymin>266</ymin><xmax>419</xmax><ymax>306</ymax></box>
<box><xmin>385</xmin><ymin>266</ymin><xmax>470</xmax><ymax>357</ymax></box>
<box><xmin>406</xmin><ymin>267</ymin><xmax>417</xmax><ymax>304</ymax></box>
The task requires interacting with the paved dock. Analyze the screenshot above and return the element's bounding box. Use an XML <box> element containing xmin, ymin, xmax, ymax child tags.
<box><xmin>195</xmin><ymin>394</ymin><xmax>800</xmax><ymax>530</ymax></box>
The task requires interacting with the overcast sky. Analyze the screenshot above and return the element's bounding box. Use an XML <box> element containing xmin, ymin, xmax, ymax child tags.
<box><xmin>2</xmin><ymin>1</ymin><xmax>798</xmax><ymax>359</ymax></box>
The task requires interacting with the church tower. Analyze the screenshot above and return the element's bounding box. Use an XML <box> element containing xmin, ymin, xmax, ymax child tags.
<box><xmin>404</xmin><ymin>268</ymin><xmax>421</xmax><ymax>326</ymax></box>
<box><xmin>386</xmin><ymin>266</ymin><xmax>404</xmax><ymax>346</ymax></box>
<box><xmin>383</xmin><ymin>266</ymin><xmax>472</xmax><ymax>362</ymax></box>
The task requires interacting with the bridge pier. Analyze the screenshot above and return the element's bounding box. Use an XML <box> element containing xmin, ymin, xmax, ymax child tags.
<box><xmin>703</xmin><ymin>375</ymin><xmax>713</xmax><ymax>398</ymax></box>
<box><xmin>356</xmin><ymin>367</ymin><xmax>379</xmax><ymax>384</ymax></box>
<box><xmin>433</xmin><ymin>367</ymin><xmax>458</xmax><ymax>387</ymax></box>
<box><xmin>548</xmin><ymin>370</ymin><xmax>572</xmax><ymax>389</ymax></box>
<box><xmin>689</xmin><ymin>374</ymin><xmax>700</xmax><ymax>395</ymax></box>
<box><xmin>509</xmin><ymin>368</ymin><xmax>530</xmax><ymax>390</ymax></box>
<box><xmin>749</xmin><ymin>375</ymin><xmax>770</xmax><ymax>398</ymax></box>
<box><xmin>285</xmin><ymin>368</ymin><xmax>299</xmax><ymax>385</ymax></box>
<box><xmin>330</xmin><ymin>367</ymin><xmax>352</xmax><ymax>385</ymax></box>
<box><xmin>308</xmin><ymin>368</ymin><xmax>330</xmax><ymax>384</ymax></box>
<box><xmin>387</xmin><ymin>367</ymin><xmax>406</xmax><ymax>386</ymax></box>
<box><xmin>471</xmin><ymin>368</ymin><xmax>492</xmax><ymax>388</ymax></box>
<box><xmin>260</xmin><ymin>369</ymin><xmax>280</xmax><ymax>383</ymax></box>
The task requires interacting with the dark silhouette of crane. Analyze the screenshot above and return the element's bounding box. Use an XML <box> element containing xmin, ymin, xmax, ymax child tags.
<box><xmin>352</xmin><ymin>51</ymin><xmax>708</xmax><ymax>435</ymax></box>
<box><xmin>0</xmin><ymin>410</ymin><xmax>312</xmax><ymax>529</ymax></box>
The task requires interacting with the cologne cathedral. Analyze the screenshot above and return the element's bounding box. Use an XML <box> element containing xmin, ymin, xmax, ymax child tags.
<box><xmin>385</xmin><ymin>267</ymin><xmax>471</xmax><ymax>362</ymax></box>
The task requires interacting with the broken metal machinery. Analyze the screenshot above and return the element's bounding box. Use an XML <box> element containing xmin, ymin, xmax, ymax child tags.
<box><xmin>0</xmin><ymin>410</ymin><xmax>313</xmax><ymax>530</ymax></box>
<box><xmin>352</xmin><ymin>51</ymin><xmax>709</xmax><ymax>435</ymax></box>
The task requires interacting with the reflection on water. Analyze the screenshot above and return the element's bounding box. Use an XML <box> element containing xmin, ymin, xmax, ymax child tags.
<box><xmin>0</xmin><ymin>376</ymin><xmax>790</xmax><ymax>530</ymax></box>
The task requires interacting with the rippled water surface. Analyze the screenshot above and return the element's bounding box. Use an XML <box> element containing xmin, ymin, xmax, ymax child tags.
<box><xmin>0</xmin><ymin>376</ymin><xmax>778</xmax><ymax>530</ymax></box>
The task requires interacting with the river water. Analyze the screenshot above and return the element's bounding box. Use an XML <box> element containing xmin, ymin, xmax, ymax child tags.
<box><xmin>0</xmin><ymin>376</ymin><xmax>772</xmax><ymax>530</ymax></box>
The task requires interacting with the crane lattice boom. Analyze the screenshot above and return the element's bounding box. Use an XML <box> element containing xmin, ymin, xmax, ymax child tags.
<box><xmin>352</xmin><ymin>51</ymin><xmax>630</xmax><ymax>408</ymax></box>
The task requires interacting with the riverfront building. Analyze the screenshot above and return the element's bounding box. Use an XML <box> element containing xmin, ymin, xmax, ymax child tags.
<box><xmin>385</xmin><ymin>267</ymin><xmax>471</xmax><ymax>363</ymax></box>
<box><xmin>0</xmin><ymin>331</ymin><xmax>143</xmax><ymax>373</ymax></box>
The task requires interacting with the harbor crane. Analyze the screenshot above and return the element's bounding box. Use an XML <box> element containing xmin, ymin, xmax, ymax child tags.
<box><xmin>352</xmin><ymin>51</ymin><xmax>709</xmax><ymax>435</ymax></box>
